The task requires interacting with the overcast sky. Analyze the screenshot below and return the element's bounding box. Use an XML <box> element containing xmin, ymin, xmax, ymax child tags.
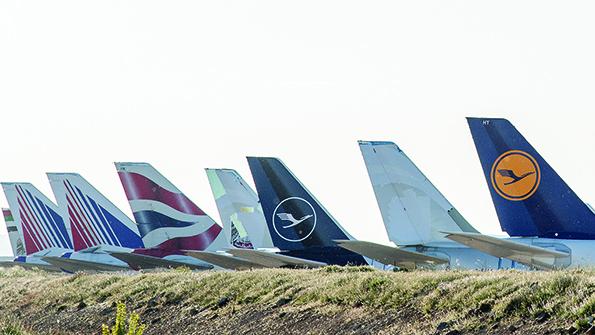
<box><xmin>0</xmin><ymin>1</ymin><xmax>593</xmax><ymax>256</ymax></box>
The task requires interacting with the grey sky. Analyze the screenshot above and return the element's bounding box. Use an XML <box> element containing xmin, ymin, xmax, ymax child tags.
<box><xmin>0</xmin><ymin>1</ymin><xmax>593</xmax><ymax>256</ymax></box>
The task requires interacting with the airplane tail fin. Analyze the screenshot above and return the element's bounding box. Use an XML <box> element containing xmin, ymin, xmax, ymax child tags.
<box><xmin>115</xmin><ymin>162</ymin><xmax>228</xmax><ymax>251</ymax></box>
<box><xmin>47</xmin><ymin>173</ymin><xmax>144</xmax><ymax>251</ymax></box>
<box><xmin>206</xmin><ymin>168</ymin><xmax>274</xmax><ymax>249</ymax></box>
<box><xmin>467</xmin><ymin>117</ymin><xmax>595</xmax><ymax>239</ymax></box>
<box><xmin>1</xmin><ymin>183</ymin><xmax>73</xmax><ymax>254</ymax></box>
<box><xmin>358</xmin><ymin>141</ymin><xmax>478</xmax><ymax>246</ymax></box>
<box><xmin>247</xmin><ymin>157</ymin><xmax>353</xmax><ymax>251</ymax></box>
<box><xmin>2</xmin><ymin>208</ymin><xmax>25</xmax><ymax>256</ymax></box>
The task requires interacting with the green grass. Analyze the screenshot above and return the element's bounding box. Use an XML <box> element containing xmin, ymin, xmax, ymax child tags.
<box><xmin>0</xmin><ymin>266</ymin><xmax>594</xmax><ymax>332</ymax></box>
<box><xmin>0</xmin><ymin>317</ymin><xmax>30</xmax><ymax>335</ymax></box>
<box><xmin>102</xmin><ymin>302</ymin><xmax>145</xmax><ymax>335</ymax></box>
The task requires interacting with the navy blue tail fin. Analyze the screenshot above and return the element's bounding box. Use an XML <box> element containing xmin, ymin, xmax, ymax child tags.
<box><xmin>246</xmin><ymin>157</ymin><xmax>353</xmax><ymax>251</ymax></box>
<box><xmin>467</xmin><ymin>117</ymin><xmax>595</xmax><ymax>239</ymax></box>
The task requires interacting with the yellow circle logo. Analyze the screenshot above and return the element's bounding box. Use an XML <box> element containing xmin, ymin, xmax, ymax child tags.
<box><xmin>491</xmin><ymin>150</ymin><xmax>540</xmax><ymax>201</ymax></box>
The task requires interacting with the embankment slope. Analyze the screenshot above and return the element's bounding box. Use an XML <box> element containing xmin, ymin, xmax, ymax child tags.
<box><xmin>0</xmin><ymin>267</ymin><xmax>593</xmax><ymax>334</ymax></box>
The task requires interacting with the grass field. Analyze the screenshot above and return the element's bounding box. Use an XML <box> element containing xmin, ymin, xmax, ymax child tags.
<box><xmin>0</xmin><ymin>266</ymin><xmax>593</xmax><ymax>334</ymax></box>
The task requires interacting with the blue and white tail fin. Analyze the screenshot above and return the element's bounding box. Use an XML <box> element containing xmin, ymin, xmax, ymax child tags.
<box><xmin>2</xmin><ymin>208</ymin><xmax>26</xmax><ymax>256</ymax></box>
<box><xmin>359</xmin><ymin>141</ymin><xmax>478</xmax><ymax>246</ymax></box>
<box><xmin>247</xmin><ymin>157</ymin><xmax>354</xmax><ymax>251</ymax></box>
<box><xmin>47</xmin><ymin>173</ymin><xmax>144</xmax><ymax>251</ymax></box>
<box><xmin>115</xmin><ymin>162</ymin><xmax>229</xmax><ymax>251</ymax></box>
<box><xmin>1</xmin><ymin>183</ymin><xmax>73</xmax><ymax>255</ymax></box>
<box><xmin>467</xmin><ymin>117</ymin><xmax>595</xmax><ymax>239</ymax></box>
<box><xmin>206</xmin><ymin>168</ymin><xmax>274</xmax><ymax>249</ymax></box>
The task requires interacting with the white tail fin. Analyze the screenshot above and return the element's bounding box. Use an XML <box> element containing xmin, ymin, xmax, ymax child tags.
<box><xmin>206</xmin><ymin>168</ymin><xmax>274</xmax><ymax>249</ymax></box>
<box><xmin>47</xmin><ymin>173</ymin><xmax>144</xmax><ymax>251</ymax></box>
<box><xmin>1</xmin><ymin>183</ymin><xmax>73</xmax><ymax>255</ymax></box>
<box><xmin>2</xmin><ymin>208</ymin><xmax>25</xmax><ymax>256</ymax></box>
<box><xmin>359</xmin><ymin>141</ymin><xmax>478</xmax><ymax>246</ymax></box>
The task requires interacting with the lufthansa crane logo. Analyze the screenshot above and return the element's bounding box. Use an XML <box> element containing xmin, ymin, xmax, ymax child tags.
<box><xmin>272</xmin><ymin>197</ymin><xmax>317</xmax><ymax>242</ymax></box>
<box><xmin>491</xmin><ymin>150</ymin><xmax>540</xmax><ymax>201</ymax></box>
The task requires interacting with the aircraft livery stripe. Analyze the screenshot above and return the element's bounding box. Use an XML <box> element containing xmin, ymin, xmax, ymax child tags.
<box><xmin>75</xmin><ymin>187</ymin><xmax>115</xmax><ymax>246</ymax></box>
<box><xmin>141</xmin><ymin>224</ymin><xmax>222</xmax><ymax>251</ymax></box>
<box><xmin>65</xmin><ymin>186</ymin><xmax>100</xmax><ymax>247</ymax></box>
<box><xmin>16</xmin><ymin>191</ymin><xmax>50</xmax><ymax>249</ymax></box>
<box><xmin>68</xmin><ymin>205</ymin><xmax>92</xmax><ymax>250</ymax></box>
<box><xmin>16</xmin><ymin>187</ymin><xmax>51</xmax><ymax>248</ymax></box>
<box><xmin>67</xmin><ymin>182</ymin><xmax>105</xmax><ymax>245</ymax></box>
<box><xmin>19</xmin><ymin>209</ymin><xmax>42</xmax><ymax>254</ymax></box>
<box><xmin>17</xmin><ymin>199</ymin><xmax>46</xmax><ymax>251</ymax></box>
<box><xmin>25</xmin><ymin>190</ymin><xmax>62</xmax><ymax>248</ymax></box>
<box><xmin>118</xmin><ymin>172</ymin><xmax>206</xmax><ymax>216</ymax></box>
<box><xmin>36</xmin><ymin>198</ymin><xmax>70</xmax><ymax>249</ymax></box>
<box><xmin>86</xmin><ymin>196</ymin><xmax>121</xmax><ymax>247</ymax></box>
<box><xmin>18</xmin><ymin>188</ymin><xmax>54</xmax><ymax>248</ymax></box>
<box><xmin>65</xmin><ymin>180</ymin><xmax>106</xmax><ymax>246</ymax></box>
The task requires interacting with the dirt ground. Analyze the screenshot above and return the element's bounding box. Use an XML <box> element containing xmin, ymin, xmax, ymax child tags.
<box><xmin>5</xmin><ymin>298</ymin><xmax>571</xmax><ymax>335</ymax></box>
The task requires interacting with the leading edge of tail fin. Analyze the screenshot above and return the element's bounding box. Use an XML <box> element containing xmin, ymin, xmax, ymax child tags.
<box><xmin>206</xmin><ymin>168</ymin><xmax>274</xmax><ymax>249</ymax></box>
<box><xmin>115</xmin><ymin>162</ymin><xmax>228</xmax><ymax>251</ymax></box>
<box><xmin>467</xmin><ymin>117</ymin><xmax>595</xmax><ymax>239</ymax></box>
<box><xmin>247</xmin><ymin>157</ymin><xmax>353</xmax><ymax>251</ymax></box>
<box><xmin>2</xmin><ymin>208</ymin><xmax>26</xmax><ymax>256</ymax></box>
<box><xmin>47</xmin><ymin>173</ymin><xmax>144</xmax><ymax>251</ymax></box>
<box><xmin>1</xmin><ymin>183</ymin><xmax>72</xmax><ymax>255</ymax></box>
<box><xmin>358</xmin><ymin>141</ymin><xmax>478</xmax><ymax>246</ymax></box>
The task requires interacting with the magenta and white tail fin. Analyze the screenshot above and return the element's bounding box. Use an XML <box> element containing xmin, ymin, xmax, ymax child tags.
<box><xmin>115</xmin><ymin>162</ymin><xmax>229</xmax><ymax>251</ymax></box>
<box><xmin>2</xmin><ymin>208</ymin><xmax>25</xmax><ymax>256</ymax></box>
<box><xmin>1</xmin><ymin>183</ymin><xmax>73</xmax><ymax>255</ymax></box>
<box><xmin>47</xmin><ymin>173</ymin><xmax>144</xmax><ymax>251</ymax></box>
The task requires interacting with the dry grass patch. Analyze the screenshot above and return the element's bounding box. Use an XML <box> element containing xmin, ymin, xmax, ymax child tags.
<box><xmin>0</xmin><ymin>266</ymin><xmax>594</xmax><ymax>333</ymax></box>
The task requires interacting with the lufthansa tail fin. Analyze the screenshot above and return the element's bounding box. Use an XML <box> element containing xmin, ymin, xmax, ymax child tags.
<box><xmin>47</xmin><ymin>173</ymin><xmax>144</xmax><ymax>251</ymax></box>
<box><xmin>2</xmin><ymin>208</ymin><xmax>26</xmax><ymax>256</ymax></box>
<box><xmin>247</xmin><ymin>157</ymin><xmax>353</xmax><ymax>251</ymax></box>
<box><xmin>206</xmin><ymin>168</ymin><xmax>273</xmax><ymax>249</ymax></box>
<box><xmin>1</xmin><ymin>183</ymin><xmax>73</xmax><ymax>255</ymax></box>
<box><xmin>115</xmin><ymin>162</ymin><xmax>228</xmax><ymax>251</ymax></box>
<box><xmin>358</xmin><ymin>141</ymin><xmax>478</xmax><ymax>246</ymax></box>
<box><xmin>467</xmin><ymin>118</ymin><xmax>595</xmax><ymax>239</ymax></box>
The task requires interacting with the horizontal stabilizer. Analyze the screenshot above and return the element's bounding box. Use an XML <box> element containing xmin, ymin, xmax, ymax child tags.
<box><xmin>443</xmin><ymin>232</ymin><xmax>569</xmax><ymax>270</ymax></box>
<box><xmin>335</xmin><ymin>240</ymin><xmax>448</xmax><ymax>270</ymax></box>
<box><xmin>108</xmin><ymin>252</ymin><xmax>212</xmax><ymax>271</ymax></box>
<box><xmin>184</xmin><ymin>251</ymin><xmax>266</xmax><ymax>270</ymax></box>
<box><xmin>227</xmin><ymin>249</ymin><xmax>326</xmax><ymax>268</ymax></box>
<box><xmin>41</xmin><ymin>256</ymin><xmax>131</xmax><ymax>273</ymax></box>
